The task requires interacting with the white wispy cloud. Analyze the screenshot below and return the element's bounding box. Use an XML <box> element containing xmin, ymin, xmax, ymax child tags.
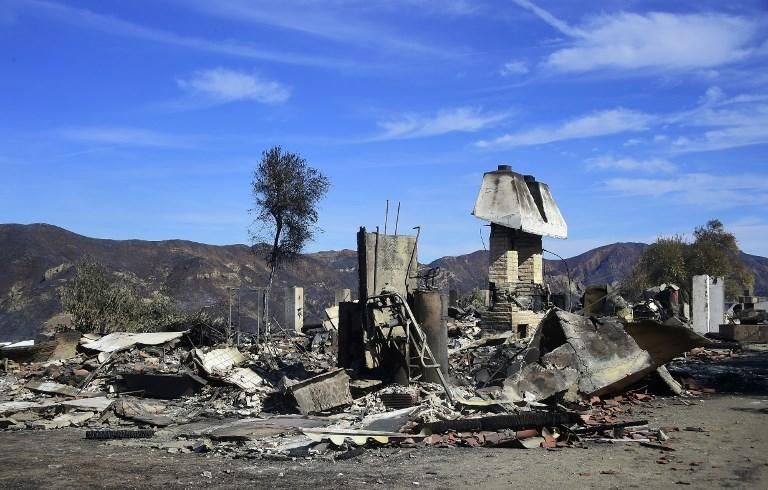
<box><xmin>665</xmin><ymin>87</ymin><xmax>768</xmax><ymax>153</ymax></box>
<box><xmin>499</xmin><ymin>60</ymin><xmax>529</xmax><ymax>76</ymax></box>
<box><xmin>377</xmin><ymin>107</ymin><xmax>508</xmax><ymax>140</ymax></box>
<box><xmin>512</xmin><ymin>0</ymin><xmax>585</xmax><ymax>38</ymax></box>
<box><xmin>475</xmin><ymin>108</ymin><xmax>652</xmax><ymax>148</ymax></box>
<box><xmin>179</xmin><ymin>0</ymin><xmax>461</xmax><ymax>58</ymax></box>
<box><xmin>588</xmin><ymin>156</ymin><xmax>676</xmax><ymax>173</ymax></box>
<box><xmin>13</xmin><ymin>0</ymin><xmax>348</xmax><ymax>68</ymax></box>
<box><xmin>177</xmin><ymin>68</ymin><xmax>290</xmax><ymax>104</ymax></box>
<box><xmin>57</xmin><ymin>127</ymin><xmax>192</xmax><ymax>148</ymax></box>
<box><xmin>604</xmin><ymin>173</ymin><xmax>768</xmax><ymax>208</ymax></box>
<box><xmin>671</xmin><ymin>124</ymin><xmax>768</xmax><ymax>153</ymax></box>
<box><xmin>391</xmin><ymin>0</ymin><xmax>479</xmax><ymax>16</ymax></box>
<box><xmin>476</xmin><ymin>86</ymin><xmax>768</xmax><ymax>152</ymax></box>
<box><xmin>514</xmin><ymin>1</ymin><xmax>762</xmax><ymax>73</ymax></box>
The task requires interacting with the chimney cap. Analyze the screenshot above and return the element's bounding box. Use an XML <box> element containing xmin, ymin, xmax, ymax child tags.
<box><xmin>497</xmin><ymin>164</ymin><xmax>512</xmax><ymax>172</ymax></box>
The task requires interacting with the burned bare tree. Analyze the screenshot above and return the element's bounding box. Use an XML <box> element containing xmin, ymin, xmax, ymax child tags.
<box><xmin>250</xmin><ymin>146</ymin><xmax>329</xmax><ymax>329</ymax></box>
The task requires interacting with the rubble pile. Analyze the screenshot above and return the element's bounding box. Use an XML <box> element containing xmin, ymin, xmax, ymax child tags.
<box><xmin>668</xmin><ymin>345</ymin><xmax>768</xmax><ymax>395</ymax></box>
<box><xmin>0</xmin><ymin>303</ymin><xmax>739</xmax><ymax>462</ymax></box>
<box><xmin>0</xmin><ymin>331</ymin><xmax>337</xmax><ymax>433</ymax></box>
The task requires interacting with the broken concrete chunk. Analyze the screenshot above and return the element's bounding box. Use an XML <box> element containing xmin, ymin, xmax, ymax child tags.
<box><xmin>502</xmin><ymin>310</ymin><xmax>708</xmax><ymax>402</ymax></box>
<box><xmin>323</xmin><ymin>306</ymin><xmax>339</xmax><ymax>331</ymax></box>
<box><xmin>223</xmin><ymin>367</ymin><xmax>264</xmax><ymax>393</ymax></box>
<box><xmin>624</xmin><ymin>319</ymin><xmax>714</xmax><ymax>365</ymax></box>
<box><xmin>0</xmin><ymin>401</ymin><xmax>57</xmax><ymax>415</ymax></box>
<box><xmin>541</xmin><ymin>311</ymin><xmax>653</xmax><ymax>396</ymax></box>
<box><xmin>503</xmin><ymin>363</ymin><xmax>579</xmax><ymax>402</ymax></box>
<box><xmin>170</xmin><ymin>416</ymin><xmax>334</xmax><ymax>441</ymax></box>
<box><xmin>289</xmin><ymin>368</ymin><xmax>352</xmax><ymax>415</ymax></box>
<box><xmin>361</xmin><ymin>406</ymin><xmax>416</xmax><ymax>432</ymax></box>
<box><xmin>114</xmin><ymin>398</ymin><xmax>172</xmax><ymax>426</ymax></box>
<box><xmin>31</xmin><ymin>411</ymin><xmax>94</xmax><ymax>430</ymax></box>
<box><xmin>194</xmin><ymin>348</ymin><xmax>246</xmax><ymax>375</ymax></box>
<box><xmin>60</xmin><ymin>397</ymin><xmax>113</xmax><ymax>414</ymax></box>
<box><xmin>26</xmin><ymin>380</ymin><xmax>103</xmax><ymax>398</ymax></box>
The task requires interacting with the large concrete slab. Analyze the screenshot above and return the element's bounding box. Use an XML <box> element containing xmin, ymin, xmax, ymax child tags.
<box><xmin>692</xmin><ymin>275</ymin><xmax>725</xmax><ymax>335</ymax></box>
<box><xmin>357</xmin><ymin>228</ymin><xmax>417</xmax><ymax>300</ymax></box>
<box><xmin>289</xmin><ymin>368</ymin><xmax>352</xmax><ymax>414</ymax></box>
<box><xmin>472</xmin><ymin>166</ymin><xmax>567</xmax><ymax>239</ymax></box>
<box><xmin>719</xmin><ymin>324</ymin><xmax>768</xmax><ymax>342</ymax></box>
<box><xmin>503</xmin><ymin>310</ymin><xmax>711</xmax><ymax>402</ymax></box>
<box><xmin>285</xmin><ymin>286</ymin><xmax>304</xmax><ymax>334</ymax></box>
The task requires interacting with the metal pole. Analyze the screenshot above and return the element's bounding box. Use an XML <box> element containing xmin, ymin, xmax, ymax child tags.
<box><xmin>237</xmin><ymin>288</ymin><xmax>242</xmax><ymax>345</ymax></box>
<box><xmin>373</xmin><ymin>226</ymin><xmax>380</xmax><ymax>296</ymax></box>
<box><xmin>265</xmin><ymin>288</ymin><xmax>270</xmax><ymax>339</ymax></box>
<box><xmin>543</xmin><ymin>249</ymin><xmax>572</xmax><ymax>312</ymax></box>
<box><xmin>405</xmin><ymin>226</ymin><xmax>420</xmax><ymax>293</ymax></box>
<box><xmin>384</xmin><ymin>200</ymin><xmax>389</xmax><ymax>235</ymax></box>
<box><xmin>256</xmin><ymin>289</ymin><xmax>261</xmax><ymax>346</ymax></box>
<box><xmin>227</xmin><ymin>288</ymin><xmax>233</xmax><ymax>346</ymax></box>
<box><xmin>394</xmin><ymin>201</ymin><xmax>401</xmax><ymax>236</ymax></box>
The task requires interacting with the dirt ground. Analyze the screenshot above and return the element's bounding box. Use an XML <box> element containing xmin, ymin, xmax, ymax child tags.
<box><xmin>0</xmin><ymin>394</ymin><xmax>766</xmax><ymax>489</ymax></box>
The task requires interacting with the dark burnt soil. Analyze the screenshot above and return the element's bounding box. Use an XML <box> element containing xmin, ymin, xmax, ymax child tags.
<box><xmin>1</xmin><ymin>395</ymin><xmax>767</xmax><ymax>489</ymax></box>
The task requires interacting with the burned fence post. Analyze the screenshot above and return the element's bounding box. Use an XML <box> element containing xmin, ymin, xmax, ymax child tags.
<box><xmin>285</xmin><ymin>286</ymin><xmax>304</xmax><ymax>335</ymax></box>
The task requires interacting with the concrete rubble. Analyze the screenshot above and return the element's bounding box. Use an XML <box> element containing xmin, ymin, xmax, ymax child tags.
<box><xmin>1</xmin><ymin>164</ymin><xmax>762</xmax><ymax>466</ymax></box>
<box><xmin>0</xmin><ymin>301</ymin><xmax>742</xmax><ymax>461</ymax></box>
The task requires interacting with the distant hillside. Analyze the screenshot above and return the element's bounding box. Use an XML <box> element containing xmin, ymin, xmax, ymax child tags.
<box><xmin>428</xmin><ymin>243</ymin><xmax>648</xmax><ymax>296</ymax></box>
<box><xmin>1</xmin><ymin>224</ymin><xmax>766</xmax><ymax>341</ymax></box>
<box><xmin>428</xmin><ymin>243</ymin><xmax>767</xmax><ymax>297</ymax></box>
<box><xmin>740</xmin><ymin>252</ymin><xmax>768</xmax><ymax>298</ymax></box>
<box><xmin>0</xmin><ymin>224</ymin><xmax>359</xmax><ymax>341</ymax></box>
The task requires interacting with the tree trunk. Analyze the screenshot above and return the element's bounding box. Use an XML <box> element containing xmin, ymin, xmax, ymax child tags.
<box><xmin>263</xmin><ymin>221</ymin><xmax>282</xmax><ymax>339</ymax></box>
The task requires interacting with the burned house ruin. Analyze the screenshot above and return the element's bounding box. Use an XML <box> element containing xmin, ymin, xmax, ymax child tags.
<box><xmin>472</xmin><ymin>165</ymin><xmax>567</xmax><ymax>337</ymax></box>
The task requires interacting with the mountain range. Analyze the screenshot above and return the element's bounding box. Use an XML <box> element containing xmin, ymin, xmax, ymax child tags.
<box><xmin>1</xmin><ymin>224</ymin><xmax>766</xmax><ymax>341</ymax></box>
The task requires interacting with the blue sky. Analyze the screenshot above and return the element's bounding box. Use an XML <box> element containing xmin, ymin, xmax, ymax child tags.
<box><xmin>1</xmin><ymin>0</ymin><xmax>767</xmax><ymax>262</ymax></box>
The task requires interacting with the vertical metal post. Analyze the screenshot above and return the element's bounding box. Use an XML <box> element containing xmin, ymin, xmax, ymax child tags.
<box><xmin>405</xmin><ymin>226</ymin><xmax>420</xmax><ymax>293</ymax></box>
<box><xmin>227</xmin><ymin>288</ymin><xmax>233</xmax><ymax>346</ymax></box>
<box><xmin>394</xmin><ymin>201</ymin><xmax>401</xmax><ymax>236</ymax></box>
<box><xmin>237</xmin><ymin>288</ymin><xmax>242</xmax><ymax>346</ymax></box>
<box><xmin>265</xmin><ymin>288</ymin><xmax>270</xmax><ymax>339</ymax></box>
<box><xmin>384</xmin><ymin>200</ymin><xmax>389</xmax><ymax>235</ymax></box>
<box><xmin>373</xmin><ymin>226</ymin><xmax>380</xmax><ymax>296</ymax></box>
<box><xmin>543</xmin><ymin>249</ymin><xmax>572</xmax><ymax>312</ymax></box>
<box><xmin>256</xmin><ymin>289</ymin><xmax>261</xmax><ymax>345</ymax></box>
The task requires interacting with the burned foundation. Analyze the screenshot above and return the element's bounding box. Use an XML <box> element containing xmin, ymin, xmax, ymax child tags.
<box><xmin>472</xmin><ymin>165</ymin><xmax>567</xmax><ymax>336</ymax></box>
